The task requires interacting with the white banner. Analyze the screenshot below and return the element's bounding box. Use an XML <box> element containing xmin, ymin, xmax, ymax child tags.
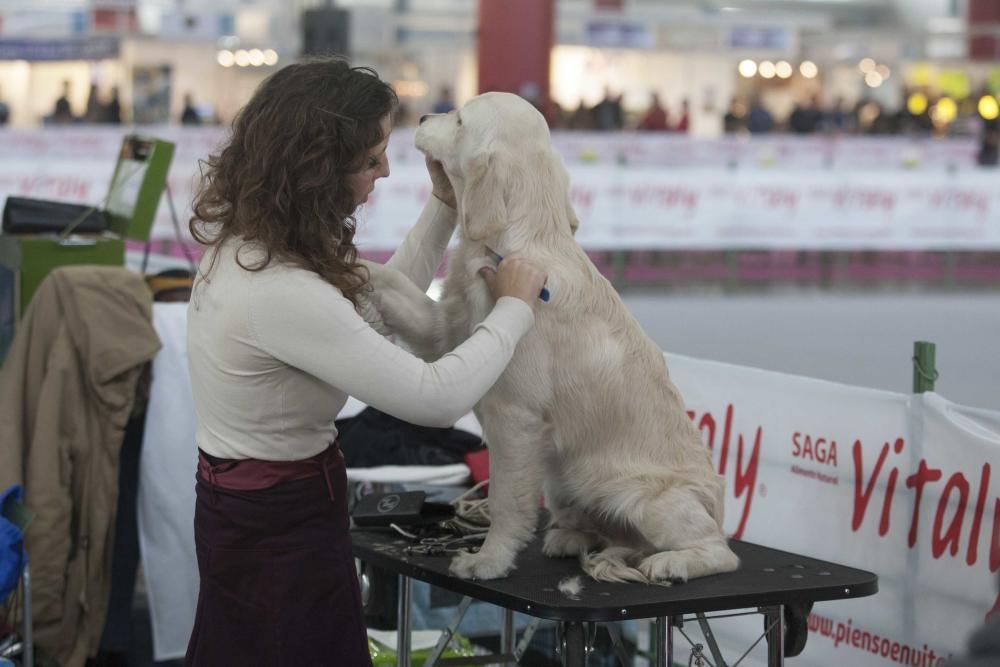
<box><xmin>2</xmin><ymin>127</ymin><xmax>998</xmax><ymax>251</ymax></box>
<box><xmin>665</xmin><ymin>353</ymin><xmax>1000</xmax><ymax>666</ymax></box>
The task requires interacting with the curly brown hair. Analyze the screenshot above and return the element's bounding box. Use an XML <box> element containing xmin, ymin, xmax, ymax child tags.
<box><xmin>190</xmin><ymin>57</ymin><xmax>397</xmax><ymax>308</ymax></box>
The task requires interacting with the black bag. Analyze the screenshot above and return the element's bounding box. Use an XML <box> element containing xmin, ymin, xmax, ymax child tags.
<box><xmin>336</xmin><ymin>407</ymin><xmax>485</xmax><ymax>468</ymax></box>
<box><xmin>2</xmin><ymin>196</ymin><xmax>110</xmax><ymax>235</ymax></box>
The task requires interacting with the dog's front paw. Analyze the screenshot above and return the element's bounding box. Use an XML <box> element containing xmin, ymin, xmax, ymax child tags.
<box><xmin>449</xmin><ymin>550</ymin><xmax>515</xmax><ymax>580</ymax></box>
<box><xmin>543</xmin><ymin>528</ymin><xmax>600</xmax><ymax>558</ymax></box>
<box><xmin>639</xmin><ymin>552</ymin><xmax>689</xmax><ymax>584</ymax></box>
<box><xmin>362</xmin><ymin>268</ymin><xmax>410</xmax><ymax>330</ymax></box>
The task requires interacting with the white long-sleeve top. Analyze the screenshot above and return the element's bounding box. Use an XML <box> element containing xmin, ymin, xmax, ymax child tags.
<box><xmin>187</xmin><ymin>198</ymin><xmax>533</xmax><ymax>461</ymax></box>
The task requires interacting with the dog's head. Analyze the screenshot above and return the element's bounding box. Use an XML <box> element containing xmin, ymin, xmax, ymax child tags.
<box><xmin>415</xmin><ymin>92</ymin><xmax>579</xmax><ymax>242</ymax></box>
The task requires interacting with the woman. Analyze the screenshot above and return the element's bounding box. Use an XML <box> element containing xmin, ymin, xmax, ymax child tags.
<box><xmin>185</xmin><ymin>58</ymin><xmax>546</xmax><ymax>665</ymax></box>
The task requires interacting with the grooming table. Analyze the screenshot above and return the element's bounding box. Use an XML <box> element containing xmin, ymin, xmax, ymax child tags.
<box><xmin>352</xmin><ymin>529</ymin><xmax>877</xmax><ymax>666</ymax></box>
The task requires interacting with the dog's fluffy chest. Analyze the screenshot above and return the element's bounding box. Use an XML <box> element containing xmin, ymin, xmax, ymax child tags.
<box><xmin>441</xmin><ymin>240</ymin><xmax>560</xmax><ymax>335</ymax></box>
<box><xmin>439</xmin><ymin>255</ymin><xmax>495</xmax><ymax>346</ymax></box>
<box><xmin>437</xmin><ymin>242</ymin><xmax>556</xmax><ymax>412</ymax></box>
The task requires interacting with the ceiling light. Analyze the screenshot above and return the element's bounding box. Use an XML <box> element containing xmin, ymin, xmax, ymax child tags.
<box><xmin>234</xmin><ymin>49</ymin><xmax>250</xmax><ymax>67</ymax></box>
<box><xmin>865</xmin><ymin>71</ymin><xmax>883</xmax><ymax>87</ymax></box>
<box><xmin>738</xmin><ymin>59</ymin><xmax>757</xmax><ymax>78</ymax></box>
<box><xmin>248</xmin><ymin>48</ymin><xmax>264</xmax><ymax>66</ymax></box>
<box><xmin>263</xmin><ymin>49</ymin><xmax>279</xmax><ymax>66</ymax></box>
<box><xmin>759</xmin><ymin>61</ymin><xmax>776</xmax><ymax>79</ymax></box>
<box><xmin>907</xmin><ymin>92</ymin><xmax>928</xmax><ymax>115</ymax></box>
<box><xmin>217</xmin><ymin>50</ymin><xmax>235</xmax><ymax>67</ymax></box>
<box><xmin>932</xmin><ymin>97</ymin><xmax>957</xmax><ymax>126</ymax></box>
<box><xmin>978</xmin><ymin>95</ymin><xmax>999</xmax><ymax>120</ymax></box>
<box><xmin>799</xmin><ymin>61</ymin><xmax>818</xmax><ymax>79</ymax></box>
<box><xmin>859</xmin><ymin>58</ymin><xmax>876</xmax><ymax>74</ymax></box>
<box><xmin>776</xmin><ymin>61</ymin><xmax>793</xmax><ymax>79</ymax></box>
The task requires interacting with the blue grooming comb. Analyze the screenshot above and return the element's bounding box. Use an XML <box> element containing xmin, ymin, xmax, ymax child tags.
<box><xmin>484</xmin><ymin>246</ymin><xmax>550</xmax><ymax>302</ymax></box>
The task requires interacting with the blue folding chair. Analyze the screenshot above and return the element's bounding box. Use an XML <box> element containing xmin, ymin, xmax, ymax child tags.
<box><xmin>0</xmin><ymin>484</ymin><xmax>32</xmax><ymax>667</ymax></box>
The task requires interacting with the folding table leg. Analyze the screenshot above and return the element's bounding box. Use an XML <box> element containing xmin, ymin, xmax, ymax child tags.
<box><xmin>654</xmin><ymin>617</ymin><xmax>673</xmax><ymax>667</ymax></box>
<box><xmin>561</xmin><ymin>621</ymin><xmax>586</xmax><ymax>667</ymax></box>
<box><xmin>695</xmin><ymin>613</ymin><xmax>727</xmax><ymax>667</ymax></box>
<box><xmin>422</xmin><ymin>596</ymin><xmax>473</xmax><ymax>667</ymax></box>
<box><xmin>764</xmin><ymin>605</ymin><xmax>784</xmax><ymax>667</ymax></box>
<box><xmin>605</xmin><ymin>622</ymin><xmax>633</xmax><ymax>667</ymax></box>
<box><xmin>397</xmin><ymin>575</ymin><xmax>412</xmax><ymax>667</ymax></box>
<box><xmin>514</xmin><ymin>617</ymin><xmax>542</xmax><ymax>661</ymax></box>
<box><xmin>500</xmin><ymin>607</ymin><xmax>515</xmax><ymax>666</ymax></box>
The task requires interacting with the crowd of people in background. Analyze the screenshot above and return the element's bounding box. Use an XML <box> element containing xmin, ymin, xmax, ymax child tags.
<box><xmin>0</xmin><ymin>87</ymin><xmax>9</xmax><ymax>126</ymax></box>
<box><xmin>719</xmin><ymin>90</ymin><xmax>991</xmax><ymax>138</ymax></box>
<box><xmin>5</xmin><ymin>79</ymin><xmax>995</xmax><ymax>161</ymax></box>
<box><xmin>544</xmin><ymin>87</ymin><xmax>993</xmax><ymax>140</ymax></box>
<box><xmin>31</xmin><ymin>81</ymin><xmax>213</xmax><ymax>126</ymax></box>
<box><xmin>48</xmin><ymin>80</ymin><xmax>123</xmax><ymax>125</ymax></box>
<box><xmin>180</xmin><ymin>94</ymin><xmax>203</xmax><ymax>125</ymax></box>
<box><xmin>509</xmin><ymin>86</ymin><xmax>991</xmax><ymax>139</ymax></box>
<box><xmin>549</xmin><ymin>88</ymin><xmax>691</xmax><ymax>132</ymax></box>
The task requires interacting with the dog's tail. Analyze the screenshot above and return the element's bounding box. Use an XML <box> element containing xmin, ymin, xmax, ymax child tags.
<box><xmin>579</xmin><ymin>547</ymin><xmax>657</xmax><ymax>585</ymax></box>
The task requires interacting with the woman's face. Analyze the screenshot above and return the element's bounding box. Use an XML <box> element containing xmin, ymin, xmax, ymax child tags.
<box><xmin>346</xmin><ymin>114</ymin><xmax>392</xmax><ymax>208</ymax></box>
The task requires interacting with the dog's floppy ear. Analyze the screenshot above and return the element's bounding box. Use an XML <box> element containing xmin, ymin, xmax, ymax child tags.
<box><xmin>550</xmin><ymin>152</ymin><xmax>580</xmax><ymax>236</ymax></box>
<box><xmin>460</xmin><ymin>151</ymin><xmax>507</xmax><ymax>241</ymax></box>
<box><xmin>566</xmin><ymin>198</ymin><xmax>580</xmax><ymax>236</ymax></box>
<box><xmin>557</xmin><ymin>163</ymin><xmax>580</xmax><ymax>236</ymax></box>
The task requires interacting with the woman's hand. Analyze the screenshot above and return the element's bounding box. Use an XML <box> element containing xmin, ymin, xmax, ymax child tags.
<box><xmin>426</xmin><ymin>156</ymin><xmax>457</xmax><ymax>209</ymax></box>
<box><xmin>479</xmin><ymin>255</ymin><xmax>548</xmax><ymax>307</ymax></box>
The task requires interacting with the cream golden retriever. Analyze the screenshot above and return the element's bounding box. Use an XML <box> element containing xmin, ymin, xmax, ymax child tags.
<box><xmin>367</xmin><ymin>92</ymin><xmax>739</xmax><ymax>584</ymax></box>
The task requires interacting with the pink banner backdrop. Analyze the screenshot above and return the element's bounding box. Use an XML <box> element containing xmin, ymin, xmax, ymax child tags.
<box><xmin>1</xmin><ymin>127</ymin><xmax>995</xmax><ymax>250</ymax></box>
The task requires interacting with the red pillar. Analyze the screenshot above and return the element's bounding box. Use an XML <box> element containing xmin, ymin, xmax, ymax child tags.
<box><xmin>968</xmin><ymin>0</ymin><xmax>1000</xmax><ymax>60</ymax></box>
<box><xmin>477</xmin><ymin>0</ymin><xmax>554</xmax><ymax>114</ymax></box>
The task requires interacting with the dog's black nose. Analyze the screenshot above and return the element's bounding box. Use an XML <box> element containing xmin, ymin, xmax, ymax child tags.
<box><xmin>419</xmin><ymin>114</ymin><xmax>431</xmax><ymax>125</ymax></box>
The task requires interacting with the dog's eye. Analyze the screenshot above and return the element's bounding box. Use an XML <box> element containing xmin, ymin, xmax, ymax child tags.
<box><xmin>456</xmin><ymin>114</ymin><xmax>462</xmax><ymax>126</ymax></box>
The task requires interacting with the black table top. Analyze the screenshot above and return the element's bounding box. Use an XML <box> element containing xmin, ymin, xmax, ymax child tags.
<box><xmin>351</xmin><ymin>529</ymin><xmax>878</xmax><ymax>623</ymax></box>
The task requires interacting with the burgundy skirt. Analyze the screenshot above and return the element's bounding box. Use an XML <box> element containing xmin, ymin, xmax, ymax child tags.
<box><xmin>185</xmin><ymin>444</ymin><xmax>373</xmax><ymax>667</ymax></box>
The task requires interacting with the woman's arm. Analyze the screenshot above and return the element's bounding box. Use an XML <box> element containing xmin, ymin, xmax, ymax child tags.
<box><xmin>383</xmin><ymin>158</ymin><xmax>457</xmax><ymax>290</ymax></box>
<box><xmin>248</xmin><ymin>269</ymin><xmax>532</xmax><ymax>428</ymax></box>
<box><xmin>383</xmin><ymin>196</ymin><xmax>456</xmax><ymax>291</ymax></box>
